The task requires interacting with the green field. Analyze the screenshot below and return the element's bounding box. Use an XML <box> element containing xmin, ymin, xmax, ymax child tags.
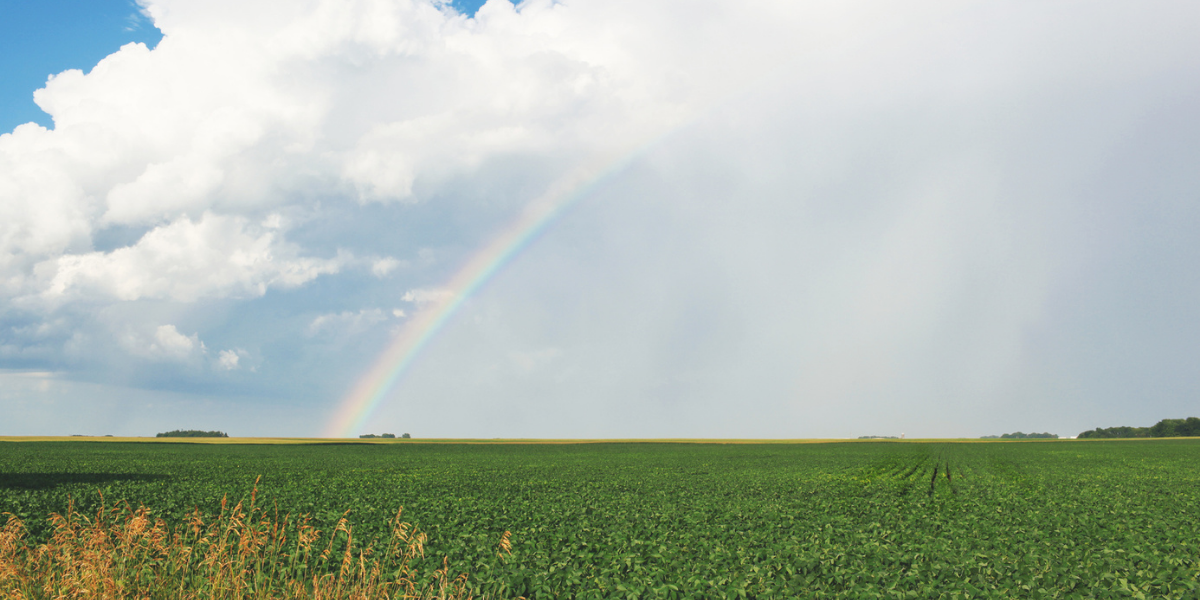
<box><xmin>2</xmin><ymin>439</ymin><xmax>1198</xmax><ymax>598</ymax></box>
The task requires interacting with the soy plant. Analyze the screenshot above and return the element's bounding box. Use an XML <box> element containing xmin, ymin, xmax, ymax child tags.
<box><xmin>3</xmin><ymin>439</ymin><xmax>1200</xmax><ymax>598</ymax></box>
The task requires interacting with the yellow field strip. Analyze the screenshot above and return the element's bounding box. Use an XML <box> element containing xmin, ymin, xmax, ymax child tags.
<box><xmin>0</xmin><ymin>436</ymin><xmax>1130</xmax><ymax>445</ymax></box>
<box><xmin>0</xmin><ymin>436</ymin><xmax>852</xmax><ymax>445</ymax></box>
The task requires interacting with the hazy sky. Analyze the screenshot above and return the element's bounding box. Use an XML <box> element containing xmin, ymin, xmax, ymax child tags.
<box><xmin>2</xmin><ymin>0</ymin><xmax>1199</xmax><ymax>439</ymax></box>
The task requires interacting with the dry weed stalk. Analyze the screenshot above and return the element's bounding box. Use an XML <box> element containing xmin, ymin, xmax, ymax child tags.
<box><xmin>0</xmin><ymin>479</ymin><xmax>477</xmax><ymax>600</ymax></box>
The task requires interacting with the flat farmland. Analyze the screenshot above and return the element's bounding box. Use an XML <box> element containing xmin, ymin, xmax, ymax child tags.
<box><xmin>2</xmin><ymin>439</ymin><xmax>1198</xmax><ymax>598</ymax></box>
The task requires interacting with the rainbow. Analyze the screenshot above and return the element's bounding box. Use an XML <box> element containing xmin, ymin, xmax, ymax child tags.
<box><xmin>318</xmin><ymin>18</ymin><xmax>937</xmax><ymax>437</ymax></box>
<box><xmin>322</xmin><ymin>149</ymin><xmax>652</xmax><ymax>437</ymax></box>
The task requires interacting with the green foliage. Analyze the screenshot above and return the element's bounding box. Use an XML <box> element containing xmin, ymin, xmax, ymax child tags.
<box><xmin>2</xmin><ymin>440</ymin><xmax>1199</xmax><ymax>598</ymax></box>
<box><xmin>1078</xmin><ymin>425</ymin><xmax>1151</xmax><ymax>439</ymax></box>
<box><xmin>402</xmin><ymin>433</ymin><xmax>412</xmax><ymax>439</ymax></box>
<box><xmin>1151</xmin><ymin>417</ymin><xmax>1200</xmax><ymax>438</ymax></box>
<box><xmin>358</xmin><ymin>434</ymin><xmax>378</xmax><ymax>438</ymax></box>
<box><xmin>155</xmin><ymin>430</ymin><xmax>229</xmax><ymax>438</ymax></box>
<box><xmin>1079</xmin><ymin>417</ymin><xmax>1200</xmax><ymax>439</ymax></box>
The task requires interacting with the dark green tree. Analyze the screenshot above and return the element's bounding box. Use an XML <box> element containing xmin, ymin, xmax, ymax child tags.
<box><xmin>156</xmin><ymin>430</ymin><xmax>229</xmax><ymax>438</ymax></box>
<box><xmin>1078</xmin><ymin>418</ymin><xmax>1199</xmax><ymax>438</ymax></box>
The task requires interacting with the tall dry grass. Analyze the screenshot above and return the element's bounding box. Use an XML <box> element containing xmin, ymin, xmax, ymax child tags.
<box><xmin>0</xmin><ymin>479</ymin><xmax>502</xmax><ymax>600</ymax></box>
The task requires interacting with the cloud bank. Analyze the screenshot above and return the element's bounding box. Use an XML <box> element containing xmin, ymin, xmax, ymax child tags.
<box><xmin>3</xmin><ymin>0</ymin><xmax>1199</xmax><ymax>437</ymax></box>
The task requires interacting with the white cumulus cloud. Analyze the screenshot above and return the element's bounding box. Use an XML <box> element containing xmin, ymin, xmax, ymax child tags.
<box><xmin>402</xmin><ymin>287</ymin><xmax>455</xmax><ymax>306</ymax></box>
<box><xmin>370</xmin><ymin>257</ymin><xmax>402</xmax><ymax>278</ymax></box>
<box><xmin>1</xmin><ymin>0</ymin><xmax>801</xmax><ymax>310</ymax></box>
<box><xmin>307</xmin><ymin>308</ymin><xmax>391</xmax><ymax>337</ymax></box>
<box><xmin>216</xmin><ymin>348</ymin><xmax>248</xmax><ymax>370</ymax></box>
<box><xmin>120</xmin><ymin>324</ymin><xmax>206</xmax><ymax>362</ymax></box>
<box><xmin>34</xmin><ymin>212</ymin><xmax>344</xmax><ymax>304</ymax></box>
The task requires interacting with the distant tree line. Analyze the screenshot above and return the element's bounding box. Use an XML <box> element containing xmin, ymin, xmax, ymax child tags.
<box><xmin>857</xmin><ymin>436</ymin><xmax>899</xmax><ymax>440</ymax></box>
<box><xmin>156</xmin><ymin>430</ymin><xmax>229</xmax><ymax>438</ymax></box>
<box><xmin>980</xmin><ymin>432</ymin><xmax>1058</xmax><ymax>439</ymax></box>
<box><xmin>1078</xmin><ymin>417</ymin><xmax>1200</xmax><ymax>439</ymax></box>
<box><xmin>358</xmin><ymin>433</ymin><xmax>411</xmax><ymax>439</ymax></box>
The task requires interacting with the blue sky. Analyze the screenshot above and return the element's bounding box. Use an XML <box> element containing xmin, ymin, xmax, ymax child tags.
<box><xmin>0</xmin><ymin>1</ymin><xmax>162</xmax><ymax>132</ymax></box>
<box><xmin>2</xmin><ymin>0</ymin><xmax>1199</xmax><ymax>438</ymax></box>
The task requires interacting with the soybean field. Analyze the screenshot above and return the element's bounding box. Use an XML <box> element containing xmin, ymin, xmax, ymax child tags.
<box><xmin>2</xmin><ymin>439</ymin><xmax>1198</xmax><ymax>598</ymax></box>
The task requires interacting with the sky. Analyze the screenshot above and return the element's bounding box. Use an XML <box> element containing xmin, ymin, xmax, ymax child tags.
<box><xmin>0</xmin><ymin>1</ymin><xmax>160</xmax><ymax>132</ymax></box>
<box><xmin>2</xmin><ymin>0</ymin><xmax>1199</xmax><ymax>439</ymax></box>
